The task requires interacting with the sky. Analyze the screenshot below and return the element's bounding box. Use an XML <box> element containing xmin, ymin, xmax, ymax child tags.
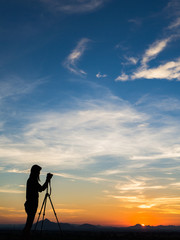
<box><xmin>0</xmin><ymin>0</ymin><xmax>180</xmax><ymax>227</ymax></box>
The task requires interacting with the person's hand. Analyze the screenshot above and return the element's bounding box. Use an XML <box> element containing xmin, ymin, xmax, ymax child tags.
<box><xmin>46</xmin><ymin>173</ymin><xmax>53</xmax><ymax>181</ymax></box>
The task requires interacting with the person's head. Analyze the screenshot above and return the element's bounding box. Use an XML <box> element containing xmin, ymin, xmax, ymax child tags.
<box><xmin>30</xmin><ymin>164</ymin><xmax>42</xmax><ymax>181</ymax></box>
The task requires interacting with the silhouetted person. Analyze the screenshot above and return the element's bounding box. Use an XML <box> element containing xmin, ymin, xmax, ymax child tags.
<box><xmin>22</xmin><ymin>165</ymin><xmax>52</xmax><ymax>239</ymax></box>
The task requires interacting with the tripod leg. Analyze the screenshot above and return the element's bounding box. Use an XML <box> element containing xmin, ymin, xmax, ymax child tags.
<box><xmin>48</xmin><ymin>195</ymin><xmax>63</xmax><ymax>237</ymax></box>
<box><xmin>34</xmin><ymin>193</ymin><xmax>48</xmax><ymax>231</ymax></box>
<box><xmin>40</xmin><ymin>194</ymin><xmax>48</xmax><ymax>234</ymax></box>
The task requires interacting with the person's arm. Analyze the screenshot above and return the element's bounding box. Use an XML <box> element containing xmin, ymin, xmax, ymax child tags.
<box><xmin>38</xmin><ymin>173</ymin><xmax>52</xmax><ymax>192</ymax></box>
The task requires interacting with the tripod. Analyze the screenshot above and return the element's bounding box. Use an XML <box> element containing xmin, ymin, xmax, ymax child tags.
<box><xmin>34</xmin><ymin>180</ymin><xmax>63</xmax><ymax>238</ymax></box>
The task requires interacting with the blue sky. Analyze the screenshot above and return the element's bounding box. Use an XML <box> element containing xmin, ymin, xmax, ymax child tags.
<box><xmin>1</xmin><ymin>0</ymin><xmax>180</xmax><ymax>226</ymax></box>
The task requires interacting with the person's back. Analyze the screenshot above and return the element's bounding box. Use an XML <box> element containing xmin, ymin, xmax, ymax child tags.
<box><xmin>25</xmin><ymin>177</ymin><xmax>40</xmax><ymax>215</ymax></box>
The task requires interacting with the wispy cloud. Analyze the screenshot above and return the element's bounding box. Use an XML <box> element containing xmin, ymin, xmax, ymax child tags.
<box><xmin>0</xmin><ymin>206</ymin><xmax>24</xmax><ymax>212</ymax></box>
<box><xmin>1</xmin><ymin>93</ymin><xmax>180</xmax><ymax>213</ymax></box>
<box><xmin>168</xmin><ymin>17</ymin><xmax>180</xmax><ymax>29</ymax></box>
<box><xmin>115</xmin><ymin>4</ymin><xmax>180</xmax><ymax>82</ymax></box>
<box><xmin>166</xmin><ymin>0</ymin><xmax>180</xmax><ymax>17</ymax></box>
<box><xmin>0</xmin><ymin>186</ymin><xmax>24</xmax><ymax>194</ymax></box>
<box><xmin>141</xmin><ymin>38</ymin><xmax>171</xmax><ymax>66</ymax></box>
<box><xmin>6</xmin><ymin>168</ymin><xmax>29</xmax><ymax>174</ymax></box>
<box><xmin>46</xmin><ymin>208</ymin><xmax>85</xmax><ymax>214</ymax></box>
<box><xmin>138</xmin><ymin>204</ymin><xmax>155</xmax><ymax>209</ymax></box>
<box><xmin>55</xmin><ymin>172</ymin><xmax>106</xmax><ymax>183</ymax></box>
<box><xmin>96</xmin><ymin>72</ymin><xmax>107</xmax><ymax>78</ymax></box>
<box><xmin>116</xmin><ymin>35</ymin><xmax>180</xmax><ymax>81</ymax></box>
<box><xmin>115</xmin><ymin>73</ymin><xmax>129</xmax><ymax>81</ymax></box>
<box><xmin>40</xmin><ymin>0</ymin><xmax>108</xmax><ymax>14</ymax></box>
<box><xmin>98</xmin><ymin>169</ymin><xmax>125</xmax><ymax>176</ymax></box>
<box><xmin>128</xmin><ymin>18</ymin><xmax>142</xmax><ymax>26</ymax></box>
<box><xmin>0</xmin><ymin>76</ymin><xmax>44</xmax><ymax>101</ymax></box>
<box><xmin>125</xmin><ymin>56</ymin><xmax>138</xmax><ymax>65</ymax></box>
<box><xmin>105</xmin><ymin>176</ymin><xmax>180</xmax><ymax>212</ymax></box>
<box><xmin>64</xmin><ymin>38</ymin><xmax>90</xmax><ymax>75</ymax></box>
<box><xmin>115</xmin><ymin>178</ymin><xmax>167</xmax><ymax>192</ymax></box>
<box><xmin>1</xmin><ymin>94</ymin><xmax>180</xmax><ymax>176</ymax></box>
<box><xmin>132</xmin><ymin>59</ymin><xmax>180</xmax><ymax>80</ymax></box>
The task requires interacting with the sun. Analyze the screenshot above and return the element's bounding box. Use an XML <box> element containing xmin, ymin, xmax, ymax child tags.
<box><xmin>141</xmin><ymin>224</ymin><xmax>145</xmax><ymax>227</ymax></box>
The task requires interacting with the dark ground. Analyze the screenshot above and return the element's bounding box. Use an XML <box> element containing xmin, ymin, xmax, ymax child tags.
<box><xmin>1</xmin><ymin>230</ymin><xmax>180</xmax><ymax>240</ymax></box>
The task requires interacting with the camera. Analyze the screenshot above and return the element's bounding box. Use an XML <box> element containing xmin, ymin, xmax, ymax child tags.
<box><xmin>47</xmin><ymin>173</ymin><xmax>53</xmax><ymax>179</ymax></box>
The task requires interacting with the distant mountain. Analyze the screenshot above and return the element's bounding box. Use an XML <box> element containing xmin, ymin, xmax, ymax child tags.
<box><xmin>33</xmin><ymin>218</ymin><xmax>76</xmax><ymax>231</ymax></box>
<box><xmin>34</xmin><ymin>219</ymin><xmax>104</xmax><ymax>231</ymax></box>
<box><xmin>1</xmin><ymin>219</ymin><xmax>180</xmax><ymax>232</ymax></box>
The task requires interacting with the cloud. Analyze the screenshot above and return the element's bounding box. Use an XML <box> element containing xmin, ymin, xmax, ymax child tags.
<box><xmin>108</xmin><ymin>195</ymin><xmax>138</xmax><ymax>202</ymax></box>
<box><xmin>125</xmin><ymin>56</ymin><xmax>138</xmax><ymax>65</ymax></box>
<box><xmin>6</xmin><ymin>168</ymin><xmax>29</xmax><ymax>174</ymax></box>
<box><xmin>1</xmin><ymin>95</ymin><xmax>180</xmax><ymax>175</ymax></box>
<box><xmin>64</xmin><ymin>38</ymin><xmax>90</xmax><ymax>75</ymax></box>
<box><xmin>136</xmin><ymin>96</ymin><xmax>180</xmax><ymax>112</ymax></box>
<box><xmin>98</xmin><ymin>169</ymin><xmax>125</xmax><ymax>176</ymax></box>
<box><xmin>40</xmin><ymin>0</ymin><xmax>108</xmax><ymax>14</ymax></box>
<box><xmin>55</xmin><ymin>172</ymin><xmax>106</xmax><ymax>183</ymax></box>
<box><xmin>115</xmin><ymin>9</ymin><xmax>180</xmax><ymax>82</ymax></box>
<box><xmin>105</xmin><ymin>175</ymin><xmax>180</xmax><ymax>211</ymax></box>
<box><xmin>141</xmin><ymin>38</ymin><xmax>171</xmax><ymax>66</ymax></box>
<box><xmin>168</xmin><ymin>17</ymin><xmax>180</xmax><ymax>29</ymax></box>
<box><xmin>138</xmin><ymin>204</ymin><xmax>155</xmax><ymax>209</ymax></box>
<box><xmin>128</xmin><ymin>18</ymin><xmax>142</xmax><ymax>26</ymax></box>
<box><xmin>0</xmin><ymin>207</ymin><xmax>24</xmax><ymax>212</ymax></box>
<box><xmin>115</xmin><ymin>35</ymin><xmax>180</xmax><ymax>81</ymax></box>
<box><xmin>0</xmin><ymin>76</ymin><xmax>44</xmax><ymax>101</ymax></box>
<box><xmin>96</xmin><ymin>72</ymin><xmax>107</xmax><ymax>78</ymax></box>
<box><xmin>115</xmin><ymin>178</ymin><xmax>166</xmax><ymax>192</ymax></box>
<box><xmin>166</xmin><ymin>0</ymin><xmax>180</xmax><ymax>17</ymax></box>
<box><xmin>0</xmin><ymin>186</ymin><xmax>24</xmax><ymax>194</ymax></box>
<box><xmin>107</xmin><ymin>194</ymin><xmax>180</xmax><ymax>209</ymax></box>
<box><xmin>1</xmin><ymin>97</ymin><xmax>146</xmax><ymax>168</ymax></box>
<box><xmin>115</xmin><ymin>73</ymin><xmax>129</xmax><ymax>81</ymax></box>
<box><xmin>130</xmin><ymin>35</ymin><xmax>180</xmax><ymax>81</ymax></box>
<box><xmin>132</xmin><ymin>59</ymin><xmax>180</xmax><ymax>80</ymax></box>
<box><xmin>1</xmin><ymin>93</ymin><xmax>180</xmax><ymax>212</ymax></box>
<box><xmin>46</xmin><ymin>208</ymin><xmax>85</xmax><ymax>214</ymax></box>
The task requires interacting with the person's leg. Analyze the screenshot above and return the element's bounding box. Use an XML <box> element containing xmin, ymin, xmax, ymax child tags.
<box><xmin>23</xmin><ymin>212</ymin><xmax>36</xmax><ymax>239</ymax></box>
